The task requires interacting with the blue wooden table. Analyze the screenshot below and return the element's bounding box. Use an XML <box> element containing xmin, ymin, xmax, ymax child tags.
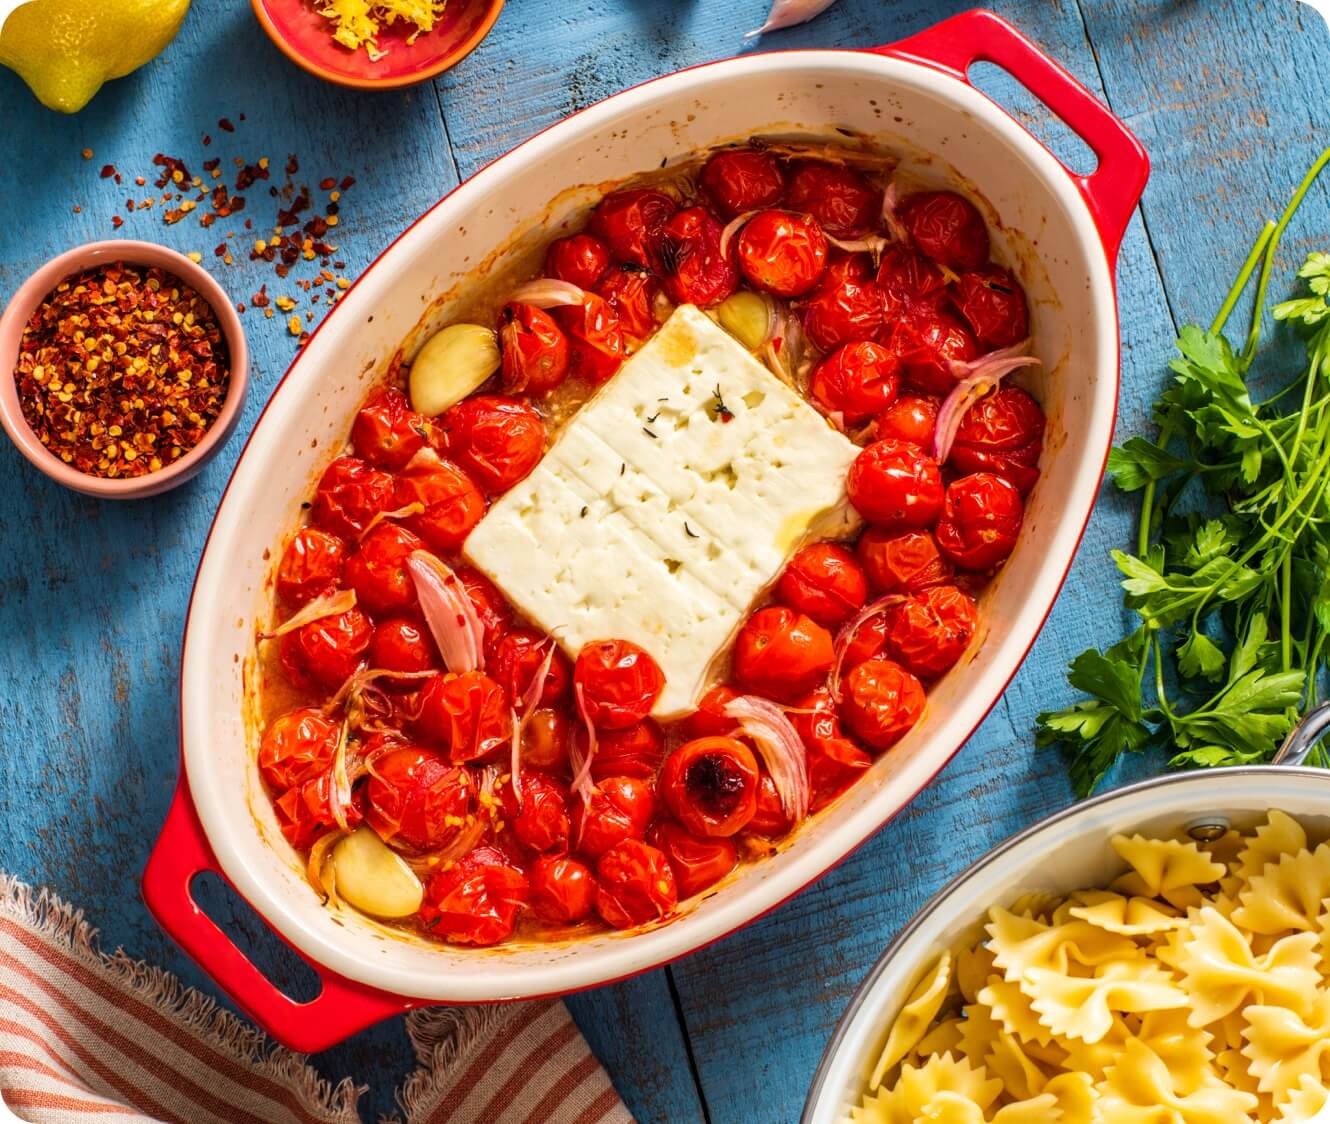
<box><xmin>2</xmin><ymin>1</ymin><xmax>1327</xmax><ymax>1119</ymax></box>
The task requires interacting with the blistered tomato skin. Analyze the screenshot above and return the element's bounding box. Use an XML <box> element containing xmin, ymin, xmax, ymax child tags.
<box><xmin>784</xmin><ymin>162</ymin><xmax>880</xmax><ymax>237</ymax></box>
<box><xmin>659</xmin><ymin>206</ymin><xmax>740</xmax><ymax>309</ymax></box>
<box><xmin>890</xmin><ymin>310</ymin><xmax>980</xmax><ymax>396</ymax></box>
<box><xmin>840</xmin><ymin>613</ymin><xmax>889</xmax><ymax>672</ymax></box>
<box><xmin>699</xmin><ymin>149</ymin><xmax>785</xmax><ymax>217</ymax></box>
<box><xmin>936</xmin><ymin>472</ymin><xmax>1025</xmax><ymax>571</ymax></box>
<box><xmin>901</xmin><ymin>190</ymin><xmax>990</xmax><ymax>270</ymax></box>
<box><xmin>954</xmin><ymin>266</ymin><xmax>1029</xmax><ymax>349</ymax></box>
<box><xmin>572</xmin><ymin>776</ymin><xmax>656</xmax><ymax>858</ymax></box>
<box><xmin>556</xmin><ymin>293</ymin><xmax>627</xmax><ymax>385</ymax></box>
<box><xmin>370</xmin><ymin>618</ymin><xmax>439</xmax><ymax>677</ymax></box>
<box><xmin>416</xmin><ymin>671</ymin><xmax>512</xmax><ymax>763</ymax></box>
<box><xmin>276</xmin><ymin>527</ymin><xmax>347</xmax><ymax>607</ymax></box>
<box><xmin>839</xmin><ymin>658</ymin><xmax>926</xmax><ymax>751</ymax></box>
<box><xmin>455</xmin><ymin>566</ymin><xmax>514</xmax><ymax>657</ymax></box>
<box><xmin>886</xmin><ymin>585</ymin><xmax>978</xmax><ymax>679</ymax></box>
<box><xmin>596</xmin><ymin>266</ymin><xmax>660</xmax><ymax>339</ymax></box>
<box><xmin>595</xmin><ymin>839</ymin><xmax>678</xmax><ymax>929</ymax></box>
<box><xmin>393</xmin><ymin>453</ymin><xmax>486</xmax><ymax>555</ymax></box>
<box><xmin>777</xmin><ymin>542</ymin><xmax>868</xmax><ymax>626</ymax></box>
<box><xmin>529</xmin><ymin>855</ymin><xmax>595</xmax><ymax>923</ymax></box>
<box><xmin>344</xmin><ymin>522</ymin><xmax>425</xmax><ymax>615</ymax></box>
<box><xmin>876</xmin><ymin>245</ymin><xmax>947</xmax><ymax>318</ymax></box>
<box><xmin>259</xmin><ymin>708</ymin><xmax>340</xmax><ymax>792</ymax></box>
<box><xmin>745</xmin><ymin>772</ymin><xmax>792</xmax><ymax>838</ymax></box>
<box><xmin>583</xmin><ymin>720</ymin><xmax>665</xmax><ymax>780</ymax></box>
<box><xmin>280</xmin><ymin>608</ymin><xmax>373</xmax><ymax>691</ymax></box>
<box><xmin>856</xmin><ymin>528</ymin><xmax>953</xmax><ymax>595</ymax></box>
<box><xmin>801</xmin><ymin>274</ymin><xmax>884</xmax><ymax>353</ymax></box>
<box><xmin>492</xmin><ymin>628</ymin><xmax>571</xmax><ymax>708</ymax></box>
<box><xmin>502</xmin><ymin>771</ymin><xmax>571</xmax><ymax>854</ymax></box>
<box><xmin>949</xmin><ymin>385</ymin><xmax>1045</xmax><ymax>495</ymax></box>
<box><xmin>650</xmin><ymin>821</ymin><xmax>738</xmax><ymax>898</ymax></box>
<box><xmin>847</xmin><ymin>440</ymin><xmax>945</xmax><ymax>530</ymax></box>
<box><xmin>275</xmin><ymin>772</ymin><xmax>364</xmax><ymax>849</ymax></box>
<box><xmin>351</xmin><ymin>387</ymin><xmax>427</xmax><ymax>470</ymax></box>
<box><xmin>499</xmin><ymin>303</ymin><xmax>570</xmax><ymax>396</ymax></box>
<box><xmin>591</xmin><ymin>188</ymin><xmax>677</xmax><ymax>270</ymax></box>
<box><xmin>545</xmin><ymin>233</ymin><xmax>612</xmax><ymax>290</ymax></box>
<box><xmin>574</xmin><ymin>639</ymin><xmax>666</xmax><ymax>729</ymax></box>
<box><xmin>733</xmin><ymin>606</ymin><xmax>835</xmax><ymax>702</ymax></box>
<box><xmin>312</xmin><ymin>456</ymin><xmax>395</xmax><ymax>540</ymax></box>
<box><xmin>810</xmin><ymin>341</ymin><xmax>901</xmax><ymax>425</ymax></box>
<box><xmin>791</xmin><ymin>687</ymin><xmax>872</xmax><ymax>811</ymax></box>
<box><xmin>366</xmin><ymin>747</ymin><xmax>474</xmax><ymax>851</ymax></box>
<box><xmin>875</xmin><ymin>394</ymin><xmax>940</xmax><ymax>448</ymax></box>
<box><xmin>683</xmin><ymin>685</ymin><xmax>741</xmax><ymax>740</ymax></box>
<box><xmin>420</xmin><ymin>847</ymin><xmax>529</xmax><ymax>946</ymax></box>
<box><xmin>521</xmin><ymin>707</ymin><xmax>571</xmax><ymax>773</ymax></box>
<box><xmin>736</xmin><ymin>210</ymin><xmax>829</xmax><ymax>297</ymax></box>
<box><xmin>438</xmin><ymin>395</ymin><xmax>546</xmax><ymax>495</ymax></box>
<box><xmin>661</xmin><ymin>737</ymin><xmax>759</xmax><ymax>837</ymax></box>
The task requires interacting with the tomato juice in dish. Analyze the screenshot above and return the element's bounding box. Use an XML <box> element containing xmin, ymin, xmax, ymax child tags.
<box><xmin>255</xmin><ymin>141</ymin><xmax>1046</xmax><ymax>948</ymax></box>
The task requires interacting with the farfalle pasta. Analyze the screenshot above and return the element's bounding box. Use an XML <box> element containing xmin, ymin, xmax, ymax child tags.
<box><xmin>845</xmin><ymin>813</ymin><xmax>1330</xmax><ymax>1124</ymax></box>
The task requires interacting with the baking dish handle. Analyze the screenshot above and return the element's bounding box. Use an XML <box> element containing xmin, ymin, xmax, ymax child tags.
<box><xmin>1273</xmin><ymin>701</ymin><xmax>1330</xmax><ymax>767</ymax></box>
<box><xmin>142</xmin><ymin>777</ymin><xmax>421</xmax><ymax>1052</ymax></box>
<box><xmin>875</xmin><ymin>8</ymin><xmax>1148</xmax><ymax>270</ymax></box>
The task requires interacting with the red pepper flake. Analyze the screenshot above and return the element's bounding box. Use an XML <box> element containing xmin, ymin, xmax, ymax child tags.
<box><xmin>286</xmin><ymin>154</ymin><xmax>299</xmax><ymax>176</ymax></box>
<box><xmin>82</xmin><ymin>148</ymin><xmax>94</xmax><ymax>160</ymax></box>
<box><xmin>13</xmin><ymin>261</ymin><xmax>230</xmax><ymax>479</ymax></box>
<box><xmin>72</xmin><ymin>205</ymin><xmax>82</xmax><ymax>214</ymax></box>
<box><xmin>100</xmin><ymin>164</ymin><xmax>116</xmax><ymax>179</ymax></box>
<box><xmin>214</xmin><ymin>243</ymin><xmax>228</xmax><ymax>257</ymax></box>
<box><xmin>219</xmin><ymin>117</ymin><xmax>235</xmax><ymax>132</ymax></box>
<box><xmin>318</xmin><ymin>177</ymin><xmax>336</xmax><ymax>191</ymax></box>
<box><xmin>340</xmin><ymin>176</ymin><xmax>355</xmax><ymax>190</ymax></box>
<box><xmin>135</xmin><ymin>176</ymin><xmax>146</xmax><ymax>186</ymax></box>
<box><xmin>111</xmin><ymin>215</ymin><xmax>123</xmax><ymax>229</ymax></box>
<box><xmin>202</xmin><ymin>134</ymin><xmax>212</xmax><ymax>147</ymax></box>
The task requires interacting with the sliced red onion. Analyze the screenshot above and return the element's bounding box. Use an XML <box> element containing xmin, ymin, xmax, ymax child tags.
<box><xmin>744</xmin><ymin>0</ymin><xmax>838</xmax><ymax>38</ymax></box>
<box><xmin>357</xmin><ymin>501</ymin><xmax>425</xmax><ymax>541</ymax></box>
<box><xmin>723</xmin><ymin>695</ymin><xmax>809</xmax><ymax>822</ymax></box>
<box><xmin>830</xmin><ymin>594</ymin><xmax>908</xmax><ymax>699</ymax></box>
<box><xmin>306</xmin><ymin>827</ymin><xmax>344</xmax><ymax>904</ymax></box>
<box><xmin>508</xmin><ymin>278</ymin><xmax>589</xmax><ymax>309</ymax></box>
<box><xmin>826</xmin><ymin>233</ymin><xmax>889</xmax><ymax>260</ymax></box>
<box><xmin>880</xmin><ymin>180</ymin><xmax>908</xmax><ymax>243</ymax></box>
<box><xmin>826</xmin><ymin>409</ymin><xmax>846</xmax><ymax>433</ymax></box>
<box><xmin>261</xmin><ymin>588</ymin><xmax>356</xmax><ymax>640</ymax></box>
<box><xmin>569</xmin><ymin>682</ymin><xmax>598</xmax><ymax>808</ymax></box>
<box><xmin>407</xmin><ymin>550</ymin><xmax>485</xmax><ymax>673</ymax></box>
<box><xmin>327</xmin><ymin>666</ymin><xmax>440</xmax><ymax>713</ymax></box>
<box><xmin>328</xmin><ymin>720</ymin><xmax>353</xmax><ymax>834</ymax></box>
<box><xmin>509</xmin><ymin>707</ymin><xmax>523</xmax><ymax>804</ymax></box>
<box><xmin>935</xmin><ymin>342</ymin><xmax>1041</xmax><ymax>463</ymax></box>
<box><xmin>719</xmin><ymin>210</ymin><xmax>759</xmax><ymax>258</ymax></box>
<box><xmin>520</xmin><ymin>640</ymin><xmax>558</xmax><ymax>718</ymax></box>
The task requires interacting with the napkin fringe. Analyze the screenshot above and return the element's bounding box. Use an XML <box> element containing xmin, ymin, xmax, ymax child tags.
<box><xmin>384</xmin><ymin>1005</ymin><xmax>518</xmax><ymax>1124</ymax></box>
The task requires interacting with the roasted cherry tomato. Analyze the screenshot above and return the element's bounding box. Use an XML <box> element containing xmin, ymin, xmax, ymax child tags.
<box><xmin>582</xmin><ymin>720</ymin><xmax>664</xmax><ymax>780</ymax></box>
<box><xmin>529</xmin><ymin>855</ymin><xmax>595</xmax><ymax>923</ymax></box>
<box><xmin>885</xmin><ymin>585</ymin><xmax>977</xmax><ymax>680</ymax></box>
<box><xmin>875</xmin><ymin>394</ymin><xmax>940</xmax><ymax>448</ymax></box>
<box><xmin>777</xmin><ymin>542</ymin><xmax>868</xmax><ymax>626</ymax></box>
<box><xmin>658</xmin><ymin>206</ymin><xmax>739</xmax><ymax>308</ymax></box>
<box><xmin>416</xmin><ymin>671</ymin><xmax>512</xmax><ymax>763</ymax></box>
<box><xmin>699</xmin><ymin>148</ymin><xmax>785</xmax><ymax>217</ymax></box>
<box><xmin>393</xmin><ymin>450</ymin><xmax>486</xmax><ymax>555</ymax></box>
<box><xmin>274</xmin><ymin>771</ymin><xmax>364</xmax><ymax>849</ymax></box>
<box><xmin>661</xmin><ymin>736</ymin><xmax>759</xmax><ymax>837</ymax></box>
<box><xmin>876</xmin><ymin>244</ymin><xmax>948</xmax><ymax>318</ymax></box>
<box><xmin>438</xmin><ymin>395</ymin><xmax>545</xmax><ymax>495</ymax></box>
<box><xmin>276</xmin><ymin>527</ymin><xmax>347</xmax><ymax>607</ymax></box>
<box><xmin>545</xmin><ymin>232</ymin><xmax>612</xmax><ymax>290</ymax></box>
<box><xmin>343</xmin><ymin>521</ymin><xmax>425</xmax><ymax>615</ymax></box>
<box><xmin>521</xmin><ymin>707</ymin><xmax>571</xmax><ymax>774</ymax></box>
<box><xmin>650</xmin><ymin>821</ymin><xmax>738</xmax><ymax>898</ymax></box>
<box><xmin>370</xmin><ymin>618</ymin><xmax>439</xmax><ymax>677</ymax></box>
<box><xmin>900</xmin><ymin>190</ymin><xmax>990</xmax><ymax>270</ymax></box>
<box><xmin>683</xmin><ymin>684</ymin><xmax>741</xmax><ymax>740</ymax></box>
<box><xmin>573</xmin><ymin>639</ymin><xmax>665</xmax><ymax>729</ymax></box>
<box><xmin>351</xmin><ymin>387</ymin><xmax>426</xmax><ymax>470</ymax></box>
<box><xmin>259</xmin><ymin>707</ymin><xmax>340</xmax><ymax>792</ymax></box>
<box><xmin>455</xmin><ymin>565</ymin><xmax>514</xmax><ymax>656</ymax></box>
<box><xmin>590</xmin><ymin>188</ymin><xmax>677</xmax><ymax>269</ymax></box>
<box><xmin>365</xmin><ymin>746</ymin><xmax>473</xmax><ymax>851</ymax></box>
<box><xmin>784</xmin><ymin>161</ymin><xmax>880</xmax><ymax>237</ymax></box>
<box><xmin>840</xmin><ymin>612</ymin><xmax>889</xmax><ymax>671</ymax></box>
<box><xmin>596</xmin><ymin>265</ymin><xmax>660</xmax><ymax>339</ymax></box>
<box><xmin>949</xmin><ymin>385</ymin><xmax>1045</xmax><ymax>495</ymax></box>
<box><xmin>595</xmin><ymin>839</ymin><xmax>677</xmax><ymax>929</ymax></box>
<box><xmin>809</xmin><ymin>341</ymin><xmax>901</xmax><ymax>425</ymax></box>
<box><xmin>501</xmin><ymin>770</ymin><xmax>571</xmax><ymax>854</ymax></box>
<box><xmin>802</xmin><ymin>273</ymin><xmax>884</xmax><ymax>353</ymax></box>
<box><xmin>847</xmin><ymin>439</ymin><xmax>945</xmax><ymax>529</ymax></box>
<box><xmin>745</xmin><ymin>772</ymin><xmax>793</xmax><ymax>838</ymax></box>
<box><xmin>733</xmin><ymin>606</ymin><xmax>834</xmax><ymax>702</ymax></box>
<box><xmin>420</xmin><ymin>846</ymin><xmax>528</xmax><ymax>946</ymax></box>
<box><xmin>935</xmin><ymin>472</ymin><xmax>1025</xmax><ymax>570</ymax></box>
<box><xmin>840</xmin><ymin>658</ymin><xmax>926</xmax><ymax>751</ymax></box>
<box><xmin>572</xmin><ymin>776</ymin><xmax>656</xmax><ymax>857</ymax></box>
<box><xmin>736</xmin><ymin>210</ymin><xmax>828</xmax><ymax>297</ymax></box>
<box><xmin>492</xmin><ymin>628</ymin><xmax>571</xmax><ymax>709</ymax></box>
<box><xmin>312</xmin><ymin>456</ymin><xmax>395</xmax><ymax>539</ymax></box>
<box><xmin>856</xmin><ymin>527</ymin><xmax>953</xmax><ymax>595</ymax></box>
<box><xmin>953</xmin><ymin>266</ymin><xmax>1029</xmax><ymax>349</ymax></box>
<box><xmin>556</xmin><ymin>293</ymin><xmax>627</xmax><ymax>384</ymax></box>
<box><xmin>792</xmin><ymin>687</ymin><xmax>872</xmax><ymax>810</ymax></box>
<box><xmin>279</xmin><ymin>607</ymin><xmax>373</xmax><ymax>691</ymax></box>
<box><xmin>889</xmin><ymin>309</ymin><xmax>979</xmax><ymax>396</ymax></box>
<box><xmin>500</xmin><ymin>303</ymin><xmax>570</xmax><ymax>395</ymax></box>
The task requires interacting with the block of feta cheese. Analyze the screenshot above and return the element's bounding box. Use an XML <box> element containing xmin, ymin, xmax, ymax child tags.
<box><xmin>464</xmin><ymin>303</ymin><xmax>860</xmax><ymax>719</ymax></box>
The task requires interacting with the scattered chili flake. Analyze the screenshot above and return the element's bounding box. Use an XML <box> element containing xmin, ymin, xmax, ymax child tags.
<box><xmin>340</xmin><ymin>176</ymin><xmax>355</xmax><ymax>190</ymax></box>
<box><xmin>81</xmin><ymin>148</ymin><xmax>93</xmax><ymax>160</ymax></box>
<box><xmin>287</xmin><ymin>314</ymin><xmax>302</xmax><ymax>336</ymax></box>
<box><xmin>318</xmin><ymin>177</ymin><xmax>336</xmax><ymax>191</ymax></box>
<box><xmin>72</xmin><ymin>205</ymin><xmax>81</xmax><ymax>214</ymax></box>
<box><xmin>99</xmin><ymin>164</ymin><xmax>116</xmax><ymax>179</ymax></box>
<box><xmin>219</xmin><ymin>117</ymin><xmax>235</xmax><ymax>132</ymax></box>
<box><xmin>286</xmin><ymin>154</ymin><xmax>299</xmax><ymax>176</ymax></box>
<box><xmin>14</xmin><ymin>262</ymin><xmax>230</xmax><ymax>479</ymax></box>
<box><xmin>111</xmin><ymin>215</ymin><xmax>123</xmax><ymax>229</ymax></box>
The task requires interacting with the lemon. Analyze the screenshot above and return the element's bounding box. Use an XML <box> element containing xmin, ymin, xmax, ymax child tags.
<box><xmin>0</xmin><ymin>0</ymin><xmax>191</xmax><ymax>113</ymax></box>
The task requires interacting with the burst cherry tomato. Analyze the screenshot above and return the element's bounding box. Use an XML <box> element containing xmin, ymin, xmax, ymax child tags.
<box><xmin>499</xmin><ymin>304</ymin><xmax>570</xmax><ymax>395</ymax></box>
<box><xmin>583</xmin><ymin>720</ymin><xmax>664</xmax><ymax>780</ymax></box>
<box><xmin>792</xmin><ymin>687</ymin><xmax>873</xmax><ymax>810</ymax></box>
<box><xmin>777</xmin><ymin>543</ymin><xmax>867</xmax><ymax>626</ymax></box>
<box><xmin>556</xmin><ymin>293</ymin><xmax>627</xmax><ymax>384</ymax></box>
<box><xmin>529</xmin><ymin>855</ymin><xmax>595</xmax><ymax>923</ymax></box>
<box><xmin>595</xmin><ymin>839</ymin><xmax>677</xmax><ymax>929</ymax></box>
<box><xmin>438</xmin><ymin>395</ymin><xmax>545</xmax><ymax>494</ymax></box>
<box><xmin>700</xmin><ymin>149</ymin><xmax>785</xmax><ymax>217</ymax></box>
<box><xmin>661</xmin><ymin>736</ymin><xmax>759</xmax><ymax>837</ymax></box>
<box><xmin>683</xmin><ymin>685</ymin><xmax>741</xmax><ymax>740</ymax></box>
<box><xmin>259</xmin><ymin>707</ymin><xmax>340</xmax><ymax>792</ymax></box>
<box><xmin>856</xmin><ymin>527</ymin><xmax>953</xmax><ymax>594</ymax></box>
<box><xmin>590</xmin><ymin>188</ymin><xmax>677</xmax><ymax>269</ymax></box>
<box><xmin>572</xmin><ymin>776</ymin><xmax>656</xmax><ymax>858</ymax></box>
<box><xmin>420</xmin><ymin>846</ymin><xmax>528</xmax><ymax>946</ymax></box>
<box><xmin>596</xmin><ymin>265</ymin><xmax>660</xmax><ymax>338</ymax></box>
<box><xmin>312</xmin><ymin>456</ymin><xmax>395</xmax><ymax>539</ymax></box>
<box><xmin>351</xmin><ymin>387</ymin><xmax>426</xmax><ymax>470</ymax></box>
<box><xmin>276</xmin><ymin>527</ymin><xmax>347</xmax><ymax>607</ymax></box>
<box><xmin>274</xmin><ymin>772</ymin><xmax>364</xmax><ymax>849</ymax></box>
<box><xmin>573</xmin><ymin>639</ymin><xmax>665</xmax><ymax>729</ymax></box>
<box><xmin>343</xmin><ymin>522</ymin><xmax>425</xmax><ymax>615</ymax></box>
<box><xmin>658</xmin><ymin>206</ymin><xmax>739</xmax><ymax>308</ymax></box>
<box><xmin>501</xmin><ymin>770</ymin><xmax>571</xmax><ymax>853</ymax></box>
<box><xmin>900</xmin><ymin>190</ymin><xmax>990</xmax><ymax>270</ymax></box>
<box><xmin>810</xmin><ymin>341</ymin><xmax>901</xmax><ymax>425</ymax></box>
<box><xmin>876</xmin><ymin>394</ymin><xmax>940</xmax><ymax>447</ymax></box>
<box><xmin>785</xmin><ymin>162</ymin><xmax>880</xmax><ymax>237</ymax></box>
<box><xmin>840</xmin><ymin>612</ymin><xmax>889</xmax><ymax>671</ymax></box>
<box><xmin>847</xmin><ymin>439</ymin><xmax>945</xmax><ymax>529</ymax></box>
<box><xmin>416</xmin><ymin>671</ymin><xmax>511</xmax><ymax>763</ymax></box>
<box><xmin>365</xmin><ymin>746</ymin><xmax>473</xmax><ymax>851</ymax></box>
<box><xmin>886</xmin><ymin>585</ymin><xmax>978</xmax><ymax>680</ymax></box>
<box><xmin>736</xmin><ymin>210</ymin><xmax>828</xmax><ymax>297</ymax></box>
<box><xmin>889</xmin><ymin>310</ymin><xmax>979</xmax><ymax>396</ymax></box>
<box><xmin>935</xmin><ymin>472</ymin><xmax>1025</xmax><ymax>570</ymax></box>
<box><xmin>802</xmin><ymin>274</ymin><xmax>884</xmax><ymax>354</ymax></box>
<box><xmin>839</xmin><ymin>658</ymin><xmax>926</xmax><ymax>751</ymax></box>
<box><xmin>876</xmin><ymin>245</ymin><xmax>948</xmax><ymax>318</ymax></box>
<box><xmin>650</xmin><ymin>821</ymin><xmax>737</xmax><ymax>898</ymax></box>
<box><xmin>393</xmin><ymin>451</ymin><xmax>486</xmax><ymax>555</ymax></box>
<box><xmin>521</xmin><ymin>707</ymin><xmax>571</xmax><ymax>773</ymax></box>
<box><xmin>949</xmin><ymin>385</ymin><xmax>1045</xmax><ymax>495</ymax></box>
<box><xmin>733</xmin><ymin>606</ymin><xmax>834</xmax><ymax>702</ymax></box>
<box><xmin>280</xmin><ymin>608</ymin><xmax>372</xmax><ymax>691</ymax></box>
<box><xmin>745</xmin><ymin>773</ymin><xmax>793</xmax><ymax>838</ymax></box>
<box><xmin>455</xmin><ymin>565</ymin><xmax>513</xmax><ymax>656</ymax></box>
<box><xmin>953</xmin><ymin>266</ymin><xmax>1029</xmax><ymax>348</ymax></box>
<box><xmin>492</xmin><ymin>629</ymin><xmax>571</xmax><ymax>709</ymax></box>
<box><xmin>545</xmin><ymin>232</ymin><xmax>612</xmax><ymax>290</ymax></box>
<box><xmin>370</xmin><ymin>618</ymin><xmax>439</xmax><ymax>676</ymax></box>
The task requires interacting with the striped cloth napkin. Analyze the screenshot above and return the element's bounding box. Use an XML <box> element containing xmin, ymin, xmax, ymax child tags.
<box><xmin>0</xmin><ymin>875</ymin><xmax>632</xmax><ymax>1124</ymax></box>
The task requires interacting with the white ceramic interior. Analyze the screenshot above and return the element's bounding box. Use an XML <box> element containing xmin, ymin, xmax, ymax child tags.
<box><xmin>802</xmin><ymin>766</ymin><xmax>1330</xmax><ymax>1122</ymax></box>
<box><xmin>181</xmin><ymin>48</ymin><xmax>1119</xmax><ymax>1001</ymax></box>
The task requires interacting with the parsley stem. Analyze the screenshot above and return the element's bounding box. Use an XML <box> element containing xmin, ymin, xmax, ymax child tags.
<box><xmin>1212</xmin><ymin>221</ymin><xmax>1274</xmax><ymax>336</ymax></box>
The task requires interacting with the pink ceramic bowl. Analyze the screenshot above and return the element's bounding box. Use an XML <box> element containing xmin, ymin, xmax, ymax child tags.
<box><xmin>0</xmin><ymin>240</ymin><xmax>249</xmax><ymax>499</ymax></box>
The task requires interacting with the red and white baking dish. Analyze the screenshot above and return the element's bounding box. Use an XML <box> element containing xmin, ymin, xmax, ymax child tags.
<box><xmin>142</xmin><ymin>9</ymin><xmax>1147</xmax><ymax>1052</ymax></box>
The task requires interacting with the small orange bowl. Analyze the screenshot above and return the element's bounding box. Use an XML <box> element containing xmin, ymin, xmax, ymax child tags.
<box><xmin>252</xmin><ymin>0</ymin><xmax>504</xmax><ymax>89</ymax></box>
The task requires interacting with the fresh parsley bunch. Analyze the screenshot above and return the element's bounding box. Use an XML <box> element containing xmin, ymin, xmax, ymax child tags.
<box><xmin>1037</xmin><ymin>149</ymin><xmax>1330</xmax><ymax>797</ymax></box>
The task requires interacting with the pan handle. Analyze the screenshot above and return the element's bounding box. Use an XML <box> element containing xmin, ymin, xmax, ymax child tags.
<box><xmin>1273</xmin><ymin>701</ymin><xmax>1330</xmax><ymax>767</ymax></box>
<box><xmin>141</xmin><ymin>776</ymin><xmax>421</xmax><ymax>1052</ymax></box>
